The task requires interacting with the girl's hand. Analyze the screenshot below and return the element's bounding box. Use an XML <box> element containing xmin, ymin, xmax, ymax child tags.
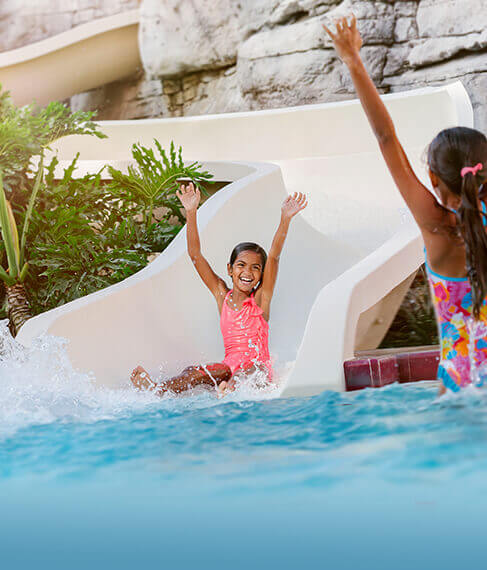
<box><xmin>217</xmin><ymin>378</ymin><xmax>236</xmax><ymax>398</ymax></box>
<box><xmin>323</xmin><ymin>14</ymin><xmax>363</xmax><ymax>65</ymax></box>
<box><xmin>176</xmin><ymin>182</ymin><xmax>200</xmax><ymax>213</ymax></box>
<box><xmin>282</xmin><ymin>192</ymin><xmax>308</xmax><ymax>220</ymax></box>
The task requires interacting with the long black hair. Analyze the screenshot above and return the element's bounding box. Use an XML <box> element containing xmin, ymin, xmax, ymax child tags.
<box><xmin>428</xmin><ymin>127</ymin><xmax>487</xmax><ymax>318</ymax></box>
<box><xmin>229</xmin><ymin>242</ymin><xmax>267</xmax><ymax>272</ymax></box>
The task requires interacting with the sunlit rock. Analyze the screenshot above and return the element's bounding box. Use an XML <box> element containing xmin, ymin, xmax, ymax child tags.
<box><xmin>140</xmin><ymin>0</ymin><xmax>244</xmax><ymax>77</ymax></box>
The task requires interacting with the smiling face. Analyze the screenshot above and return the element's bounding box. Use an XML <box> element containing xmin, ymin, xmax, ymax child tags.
<box><xmin>227</xmin><ymin>250</ymin><xmax>264</xmax><ymax>294</ymax></box>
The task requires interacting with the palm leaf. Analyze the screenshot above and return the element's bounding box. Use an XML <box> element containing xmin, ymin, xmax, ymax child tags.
<box><xmin>0</xmin><ymin>170</ymin><xmax>19</xmax><ymax>278</ymax></box>
<box><xmin>20</xmin><ymin>154</ymin><xmax>44</xmax><ymax>266</ymax></box>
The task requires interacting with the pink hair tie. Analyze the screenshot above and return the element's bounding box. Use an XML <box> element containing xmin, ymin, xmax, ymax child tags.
<box><xmin>461</xmin><ymin>163</ymin><xmax>483</xmax><ymax>178</ymax></box>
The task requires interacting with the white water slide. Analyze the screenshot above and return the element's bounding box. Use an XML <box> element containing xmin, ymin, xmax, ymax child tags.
<box><xmin>0</xmin><ymin>10</ymin><xmax>140</xmax><ymax>107</ymax></box>
<box><xmin>1</xmin><ymin>14</ymin><xmax>473</xmax><ymax>396</ymax></box>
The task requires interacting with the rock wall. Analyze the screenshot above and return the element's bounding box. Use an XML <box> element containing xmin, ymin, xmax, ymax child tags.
<box><xmin>0</xmin><ymin>0</ymin><xmax>140</xmax><ymax>51</ymax></box>
<box><xmin>75</xmin><ymin>0</ymin><xmax>487</xmax><ymax>130</ymax></box>
<box><xmin>1</xmin><ymin>0</ymin><xmax>486</xmax><ymax>130</ymax></box>
<box><xmin>137</xmin><ymin>0</ymin><xmax>487</xmax><ymax>128</ymax></box>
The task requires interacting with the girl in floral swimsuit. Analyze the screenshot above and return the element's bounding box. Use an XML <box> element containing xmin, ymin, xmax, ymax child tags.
<box><xmin>325</xmin><ymin>15</ymin><xmax>487</xmax><ymax>394</ymax></box>
<box><xmin>131</xmin><ymin>183</ymin><xmax>307</xmax><ymax>396</ymax></box>
<box><xmin>425</xmin><ymin>201</ymin><xmax>487</xmax><ymax>392</ymax></box>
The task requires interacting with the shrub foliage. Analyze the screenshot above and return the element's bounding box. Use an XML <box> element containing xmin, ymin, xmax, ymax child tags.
<box><xmin>0</xmin><ymin>86</ymin><xmax>214</xmax><ymax>325</ymax></box>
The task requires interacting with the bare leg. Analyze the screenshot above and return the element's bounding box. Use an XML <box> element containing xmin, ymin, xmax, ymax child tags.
<box><xmin>131</xmin><ymin>363</ymin><xmax>232</xmax><ymax>396</ymax></box>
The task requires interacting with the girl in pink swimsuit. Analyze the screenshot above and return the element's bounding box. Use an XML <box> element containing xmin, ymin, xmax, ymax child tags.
<box><xmin>131</xmin><ymin>183</ymin><xmax>307</xmax><ymax>396</ymax></box>
<box><xmin>325</xmin><ymin>15</ymin><xmax>487</xmax><ymax>395</ymax></box>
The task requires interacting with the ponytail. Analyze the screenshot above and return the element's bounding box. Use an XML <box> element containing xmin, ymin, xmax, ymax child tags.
<box><xmin>457</xmin><ymin>172</ymin><xmax>487</xmax><ymax>318</ymax></box>
<box><xmin>428</xmin><ymin>127</ymin><xmax>487</xmax><ymax>320</ymax></box>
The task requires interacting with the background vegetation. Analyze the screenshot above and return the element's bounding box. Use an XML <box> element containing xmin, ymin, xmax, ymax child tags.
<box><xmin>380</xmin><ymin>267</ymin><xmax>439</xmax><ymax>348</ymax></box>
<box><xmin>0</xmin><ymin>87</ymin><xmax>213</xmax><ymax>331</ymax></box>
<box><xmin>24</xmin><ymin>143</ymin><xmax>212</xmax><ymax>314</ymax></box>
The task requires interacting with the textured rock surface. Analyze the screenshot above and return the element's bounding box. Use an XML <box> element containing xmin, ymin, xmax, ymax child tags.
<box><xmin>1</xmin><ymin>0</ymin><xmax>486</xmax><ymax>130</ymax></box>
<box><xmin>416</xmin><ymin>0</ymin><xmax>487</xmax><ymax>38</ymax></box>
<box><xmin>140</xmin><ymin>0</ymin><xmax>243</xmax><ymax>77</ymax></box>
<box><xmin>0</xmin><ymin>0</ymin><xmax>139</xmax><ymax>51</ymax></box>
<box><xmin>409</xmin><ymin>32</ymin><xmax>487</xmax><ymax>69</ymax></box>
<box><xmin>134</xmin><ymin>0</ymin><xmax>487</xmax><ymax>130</ymax></box>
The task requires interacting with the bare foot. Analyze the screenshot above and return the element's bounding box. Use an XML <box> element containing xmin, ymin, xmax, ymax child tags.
<box><xmin>217</xmin><ymin>378</ymin><xmax>236</xmax><ymax>398</ymax></box>
<box><xmin>130</xmin><ymin>365</ymin><xmax>156</xmax><ymax>391</ymax></box>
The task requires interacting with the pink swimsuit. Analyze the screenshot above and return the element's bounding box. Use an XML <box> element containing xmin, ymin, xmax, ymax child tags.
<box><xmin>220</xmin><ymin>291</ymin><xmax>272</xmax><ymax>378</ymax></box>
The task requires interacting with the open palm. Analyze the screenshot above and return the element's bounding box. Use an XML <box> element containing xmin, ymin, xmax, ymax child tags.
<box><xmin>176</xmin><ymin>182</ymin><xmax>200</xmax><ymax>212</ymax></box>
<box><xmin>282</xmin><ymin>192</ymin><xmax>308</xmax><ymax>219</ymax></box>
<box><xmin>323</xmin><ymin>15</ymin><xmax>363</xmax><ymax>64</ymax></box>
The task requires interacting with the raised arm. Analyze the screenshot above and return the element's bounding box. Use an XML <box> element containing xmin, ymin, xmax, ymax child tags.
<box><xmin>255</xmin><ymin>192</ymin><xmax>307</xmax><ymax>320</ymax></box>
<box><xmin>176</xmin><ymin>183</ymin><xmax>228</xmax><ymax>305</ymax></box>
<box><xmin>323</xmin><ymin>16</ymin><xmax>444</xmax><ymax>231</ymax></box>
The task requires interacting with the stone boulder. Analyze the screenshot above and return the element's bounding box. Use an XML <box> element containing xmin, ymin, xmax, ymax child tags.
<box><xmin>58</xmin><ymin>0</ymin><xmax>487</xmax><ymax>132</ymax></box>
<box><xmin>243</xmin><ymin>0</ymin><xmax>339</xmax><ymax>34</ymax></box>
<box><xmin>140</xmin><ymin>0</ymin><xmax>244</xmax><ymax>77</ymax></box>
<box><xmin>409</xmin><ymin>32</ymin><xmax>487</xmax><ymax>68</ymax></box>
<box><xmin>324</xmin><ymin>0</ymin><xmax>395</xmax><ymax>45</ymax></box>
<box><xmin>238</xmin><ymin>45</ymin><xmax>387</xmax><ymax>109</ymax></box>
<box><xmin>417</xmin><ymin>0</ymin><xmax>487</xmax><ymax>38</ymax></box>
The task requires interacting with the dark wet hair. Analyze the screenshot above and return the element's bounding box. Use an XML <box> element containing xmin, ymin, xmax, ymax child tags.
<box><xmin>428</xmin><ymin>127</ymin><xmax>487</xmax><ymax>318</ymax></box>
<box><xmin>229</xmin><ymin>242</ymin><xmax>267</xmax><ymax>272</ymax></box>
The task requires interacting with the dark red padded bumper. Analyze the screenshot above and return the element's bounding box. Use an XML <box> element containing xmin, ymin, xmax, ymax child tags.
<box><xmin>344</xmin><ymin>347</ymin><xmax>440</xmax><ymax>391</ymax></box>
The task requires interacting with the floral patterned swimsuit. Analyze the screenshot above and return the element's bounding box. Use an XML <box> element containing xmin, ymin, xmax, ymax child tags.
<box><xmin>426</xmin><ymin>201</ymin><xmax>487</xmax><ymax>392</ymax></box>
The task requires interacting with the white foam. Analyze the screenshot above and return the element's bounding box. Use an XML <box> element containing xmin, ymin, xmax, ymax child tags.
<box><xmin>0</xmin><ymin>321</ymin><xmax>282</xmax><ymax>439</ymax></box>
<box><xmin>0</xmin><ymin>321</ymin><xmax>162</xmax><ymax>439</ymax></box>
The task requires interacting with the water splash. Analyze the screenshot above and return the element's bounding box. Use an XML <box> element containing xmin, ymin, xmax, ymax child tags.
<box><xmin>224</xmin><ymin>365</ymin><xmax>280</xmax><ymax>402</ymax></box>
<box><xmin>0</xmin><ymin>321</ymin><xmax>162</xmax><ymax>439</ymax></box>
<box><xmin>0</xmin><ymin>320</ymin><xmax>281</xmax><ymax>440</ymax></box>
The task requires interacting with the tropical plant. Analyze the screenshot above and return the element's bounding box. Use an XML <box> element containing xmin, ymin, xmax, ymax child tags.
<box><xmin>24</xmin><ymin>141</ymin><xmax>213</xmax><ymax>316</ymax></box>
<box><xmin>0</xmin><ymin>86</ymin><xmax>106</xmax><ymax>334</ymax></box>
<box><xmin>24</xmin><ymin>157</ymin><xmax>144</xmax><ymax>313</ymax></box>
<box><xmin>0</xmin><ymin>89</ymin><xmax>104</xmax><ymax>198</ymax></box>
<box><xmin>0</xmin><ymin>163</ymin><xmax>43</xmax><ymax>333</ymax></box>
<box><xmin>107</xmin><ymin>140</ymin><xmax>213</xmax><ymax>228</ymax></box>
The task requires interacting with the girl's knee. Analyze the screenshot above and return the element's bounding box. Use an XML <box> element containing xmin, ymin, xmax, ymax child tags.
<box><xmin>205</xmin><ymin>363</ymin><xmax>232</xmax><ymax>383</ymax></box>
<box><xmin>180</xmin><ymin>363</ymin><xmax>231</xmax><ymax>385</ymax></box>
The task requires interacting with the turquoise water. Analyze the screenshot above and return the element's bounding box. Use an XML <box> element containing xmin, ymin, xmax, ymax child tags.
<box><xmin>1</xmin><ymin>325</ymin><xmax>487</xmax><ymax>569</ymax></box>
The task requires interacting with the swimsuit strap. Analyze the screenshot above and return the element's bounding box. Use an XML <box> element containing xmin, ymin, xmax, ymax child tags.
<box><xmin>425</xmin><ymin>200</ymin><xmax>487</xmax><ymax>280</ymax></box>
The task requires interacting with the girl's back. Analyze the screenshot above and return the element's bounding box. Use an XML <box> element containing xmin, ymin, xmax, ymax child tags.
<box><xmin>324</xmin><ymin>15</ymin><xmax>487</xmax><ymax>394</ymax></box>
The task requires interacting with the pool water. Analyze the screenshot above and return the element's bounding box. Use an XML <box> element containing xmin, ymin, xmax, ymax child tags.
<box><xmin>1</xmin><ymin>323</ymin><xmax>486</xmax><ymax>569</ymax></box>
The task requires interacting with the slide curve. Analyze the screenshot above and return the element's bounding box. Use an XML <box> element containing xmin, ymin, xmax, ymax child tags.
<box><xmin>16</xmin><ymin>81</ymin><xmax>473</xmax><ymax>396</ymax></box>
<box><xmin>0</xmin><ymin>10</ymin><xmax>140</xmax><ymax>107</ymax></box>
